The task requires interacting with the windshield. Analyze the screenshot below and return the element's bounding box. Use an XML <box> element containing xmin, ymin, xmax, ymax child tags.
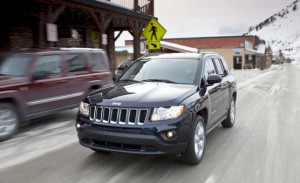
<box><xmin>0</xmin><ymin>54</ymin><xmax>32</xmax><ymax>77</ymax></box>
<box><xmin>119</xmin><ymin>58</ymin><xmax>199</xmax><ymax>85</ymax></box>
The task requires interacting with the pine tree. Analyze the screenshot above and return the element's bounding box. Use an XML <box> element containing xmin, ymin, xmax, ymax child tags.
<box><xmin>278</xmin><ymin>49</ymin><xmax>285</xmax><ymax>64</ymax></box>
<box><xmin>293</xmin><ymin>4</ymin><xmax>297</xmax><ymax>11</ymax></box>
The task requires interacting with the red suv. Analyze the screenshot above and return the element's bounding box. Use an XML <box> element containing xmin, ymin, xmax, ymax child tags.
<box><xmin>0</xmin><ymin>48</ymin><xmax>112</xmax><ymax>141</ymax></box>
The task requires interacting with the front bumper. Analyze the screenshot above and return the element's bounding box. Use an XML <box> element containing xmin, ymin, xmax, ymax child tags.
<box><xmin>76</xmin><ymin>117</ymin><xmax>191</xmax><ymax>155</ymax></box>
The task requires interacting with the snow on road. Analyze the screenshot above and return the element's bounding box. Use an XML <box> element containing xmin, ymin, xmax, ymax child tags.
<box><xmin>0</xmin><ymin>113</ymin><xmax>78</xmax><ymax>171</ymax></box>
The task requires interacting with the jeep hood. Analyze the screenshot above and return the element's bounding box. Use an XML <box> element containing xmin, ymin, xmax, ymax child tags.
<box><xmin>87</xmin><ymin>82</ymin><xmax>198</xmax><ymax>107</ymax></box>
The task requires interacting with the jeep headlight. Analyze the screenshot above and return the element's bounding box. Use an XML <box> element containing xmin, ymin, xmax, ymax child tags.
<box><xmin>151</xmin><ymin>106</ymin><xmax>184</xmax><ymax>121</ymax></box>
<box><xmin>79</xmin><ymin>101</ymin><xmax>90</xmax><ymax>116</ymax></box>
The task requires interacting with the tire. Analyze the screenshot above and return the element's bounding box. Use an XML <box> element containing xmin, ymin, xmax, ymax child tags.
<box><xmin>221</xmin><ymin>97</ymin><xmax>236</xmax><ymax>128</ymax></box>
<box><xmin>0</xmin><ymin>103</ymin><xmax>20</xmax><ymax>142</ymax></box>
<box><xmin>180</xmin><ymin>116</ymin><xmax>206</xmax><ymax>165</ymax></box>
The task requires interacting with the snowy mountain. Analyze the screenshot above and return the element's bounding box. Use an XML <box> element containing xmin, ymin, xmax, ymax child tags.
<box><xmin>248</xmin><ymin>0</ymin><xmax>300</xmax><ymax>61</ymax></box>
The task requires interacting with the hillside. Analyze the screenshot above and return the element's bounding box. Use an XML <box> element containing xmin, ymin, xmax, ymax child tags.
<box><xmin>248</xmin><ymin>0</ymin><xmax>300</xmax><ymax>61</ymax></box>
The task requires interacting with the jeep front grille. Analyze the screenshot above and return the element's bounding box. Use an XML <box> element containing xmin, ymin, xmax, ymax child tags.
<box><xmin>89</xmin><ymin>107</ymin><xmax>149</xmax><ymax>125</ymax></box>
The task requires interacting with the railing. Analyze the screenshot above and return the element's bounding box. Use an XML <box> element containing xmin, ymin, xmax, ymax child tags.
<box><xmin>108</xmin><ymin>0</ymin><xmax>154</xmax><ymax>15</ymax></box>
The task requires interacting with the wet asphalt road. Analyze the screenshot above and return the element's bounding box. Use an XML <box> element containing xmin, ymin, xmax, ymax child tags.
<box><xmin>0</xmin><ymin>64</ymin><xmax>300</xmax><ymax>183</ymax></box>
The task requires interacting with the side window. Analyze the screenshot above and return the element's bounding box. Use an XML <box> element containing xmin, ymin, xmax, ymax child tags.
<box><xmin>220</xmin><ymin>58</ymin><xmax>229</xmax><ymax>75</ymax></box>
<box><xmin>34</xmin><ymin>55</ymin><xmax>62</xmax><ymax>75</ymax></box>
<box><xmin>90</xmin><ymin>53</ymin><xmax>108</xmax><ymax>71</ymax></box>
<box><xmin>204</xmin><ymin>58</ymin><xmax>217</xmax><ymax>79</ymax></box>
<box><xmin>213</xmin><ymin>58</ymin><xmax>224</xmax><ymax>76</ymax></box>
<box><xmin>66</xmin><ymin>53</ymin><xmax>87</xmax><ymax>73</ymax></box>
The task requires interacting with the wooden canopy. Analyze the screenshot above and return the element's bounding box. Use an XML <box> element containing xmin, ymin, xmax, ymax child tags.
<box><xmin>0</xmin><ymin>0</ymin><xmax>154</xmax><ymax>69</ymax></box>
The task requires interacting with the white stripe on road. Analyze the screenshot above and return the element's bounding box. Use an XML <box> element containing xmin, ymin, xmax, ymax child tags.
<box><xmin>204</xmin><ymin>175</ymin><xmax>217</xmax><ymax>183</ymax></box>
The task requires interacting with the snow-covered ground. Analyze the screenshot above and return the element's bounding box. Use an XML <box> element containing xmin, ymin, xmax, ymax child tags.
<box><xmin>0</xmin><ymin>110</ymin><xmax>78</xmax><ymax>171</ymax></box>
<box><xmin>249</xmin><ymin>0</ymin><xmax>300</xmax><ymax>60</ymax></box>
<box><xmin>230</xmin><ymin>64</ymin><xmax>282</xmax><ymax>89</ymax></box>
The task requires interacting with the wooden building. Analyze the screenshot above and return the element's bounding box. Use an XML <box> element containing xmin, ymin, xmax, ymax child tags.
<box><xmin>0</xmin><ymin>0</ymin><xmax>154</xmax><ymax>70</ymax></box>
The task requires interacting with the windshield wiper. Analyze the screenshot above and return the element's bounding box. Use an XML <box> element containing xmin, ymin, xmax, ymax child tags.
<box><xmin>118</xmin><ymin>79</ymin><xmax>142</xmax><ymax>83</ymax></box>
<box><xmin>142</xmin><ymin>79</ymin><xmax>178</xmax><ymax>84</ymax></box>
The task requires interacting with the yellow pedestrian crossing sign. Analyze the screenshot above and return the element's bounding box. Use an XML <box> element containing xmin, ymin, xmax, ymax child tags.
<box><xmin>142</xmin><ymin>18</ymin><xmax>166</xmax><ymax>42</ymax></box>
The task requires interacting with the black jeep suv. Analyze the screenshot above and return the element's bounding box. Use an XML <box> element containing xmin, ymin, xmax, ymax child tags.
<box><xmin>76</xmin><ymin>53</ymin><xmax>237</xmax><ymax>164</ymax></box>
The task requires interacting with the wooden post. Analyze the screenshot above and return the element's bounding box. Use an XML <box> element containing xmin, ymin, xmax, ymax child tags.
<box><xmin>133</xmin><ymin>32</ymin><xmax>141</xmax><ymax>59</ymax></box>
<box><xmin>149</xmin><ymin>0</ymin><xmax>154</xmax><ymax>15</ymax></box>
<box><xmin>39</xmin><ymin>12</ymin><xmax>46</xmax><ymax>47</ymax></box>
<box><xmin>90</xmin><ymin>10</ymin><xmax>103</xmax><ymax>48</ymax></box>
<box><xmin>47</xmin><ymin>5</ymin><xmax>54</xmax><ymax>47</ymax></box>
<box><xmin>134</xmin><ymin>0</ymin><xmax>139</xmax><ymax>11</ymax></box>
<box><xmin>107</xmin><ymin>23</ymin><xmax>116</xmax><ymax>72</ymax></box>
<box><xmin>128</xmin><ymin>19</ymin><xmax>145</xmax><ymax>59</ymax></box>
<box><xmin>90</xmin><ymin>9</ymin><xmax>113</xmax><ymax>49</ymax></box>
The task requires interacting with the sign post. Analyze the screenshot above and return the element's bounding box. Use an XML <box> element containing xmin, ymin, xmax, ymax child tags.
<box><xmin>142</xmin><ymin>18</ymin><xmax>166</xmax><ymax>50</ymax></box>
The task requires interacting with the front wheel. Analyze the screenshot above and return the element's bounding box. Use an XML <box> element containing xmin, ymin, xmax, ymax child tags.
<box><xmin>0</xmin><ymin>103</ymin><xmax>20</xmax><ymax>142</ymax></box>
<box><xmin>221</xmin><ymin>97</ymin><xmax>236</xmax><ymax>128</ymax></box>
<box><xmin>180</xmin><ymin>116</ymin><xmax>206</xmax><ymax>165</ymax></box>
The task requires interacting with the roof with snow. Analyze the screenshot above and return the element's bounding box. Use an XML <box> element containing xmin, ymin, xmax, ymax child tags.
<box><xmin>257</xmin><ymin>44</ymin><xmax>266</xmax><ymax>55</ymax></box>
<box><xmin>160</xmin><ymin>41</ymin><xmax>198</xmax><ymax>53</ymax></box>
<box><xmin>117</xmin><ymin>41</ymin><xmax>198</xmax><ymax>53</ymax></box>
<box><xmin>116</xmin><ymin>46</ymin><xmax>134</xmax><ymax>54</ymax></box>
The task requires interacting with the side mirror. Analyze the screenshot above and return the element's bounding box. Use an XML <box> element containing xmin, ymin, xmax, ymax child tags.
<box><xmin>207</xmin><ymin>74</ymin><xmax>222</xmax><ymax>85</ymax></box>
<box><xmin>113</xmin><ymin>74</ymin><xmax>121</xmax><ymax>82</ymax></box>
<box><xmin>32</xmin><ymin>71</ymin><xmax>48</xmax><ymax>81</ymax></box>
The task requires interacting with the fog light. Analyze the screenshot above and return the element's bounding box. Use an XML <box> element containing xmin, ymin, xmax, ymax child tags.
<box><xmin>166</xmin><ymin>131</ymin><xmax>174</xmax><ymax>139</ymax></box>
<box><xmin>76</xmin><ymin>123</ymin><xmax>81</xmax><ymax>128</ymax></box>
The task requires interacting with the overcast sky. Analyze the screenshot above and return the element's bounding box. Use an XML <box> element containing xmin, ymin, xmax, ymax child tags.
<box><xmin>155</xmin><ymin>0</ymin><xmax>295</xmax><ymax>37</ymax></box>
<box><xmin>116</xmin><ymin>0</ymin><xmax>295</xmax><ymax>45</ymax></box>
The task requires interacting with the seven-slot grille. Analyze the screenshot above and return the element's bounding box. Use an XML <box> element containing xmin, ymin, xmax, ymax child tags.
<box><xmin>89</xmin><ymin>106</ymin><xmax>149</xmax><ymax>125</ymax></box>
